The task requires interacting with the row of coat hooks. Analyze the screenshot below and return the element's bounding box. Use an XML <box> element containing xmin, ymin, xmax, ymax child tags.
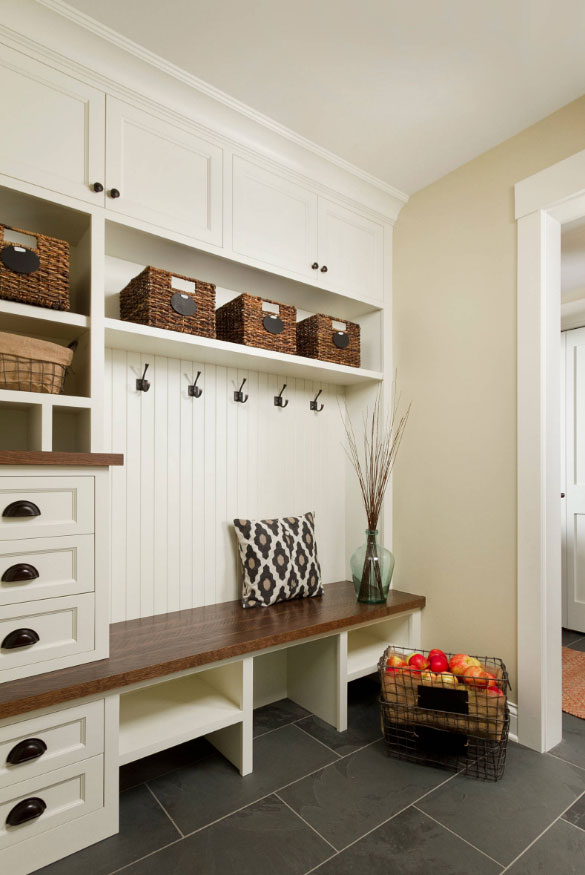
<box><xmin>136</xmin><ymin>365</ymin><xmax>325</xmax><ymax>412</ymax></box>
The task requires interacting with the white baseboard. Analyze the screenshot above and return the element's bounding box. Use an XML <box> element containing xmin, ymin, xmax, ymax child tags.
<box><xmin>508</xmin><ymin>701</ymin><xmax>518</xmax><ymax>742</ymax></box>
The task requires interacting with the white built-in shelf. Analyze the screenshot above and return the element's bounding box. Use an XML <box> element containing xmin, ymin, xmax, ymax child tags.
<box><xmin>118</xmin><ymin>673</ymin><xmax>243</xmax><ymax>765</ymax></box>
<box><xmin>347</xmin><ymin>628</ymin><xmax>389</xmax><ymax>681</ymax></box>
<box><xmin>104</xmin><ymin>318</ymin><xmax>383</xmax><ymax>387</ymax></box>
<box><xmin>0</xmin><ymin>299</ymin><xmax>89</xmax><ymax>341</ymax></box>
<box><xmin>0</xmin><ymin>389</ymin><xmax>91</xmax><ymax>408</ymax></box>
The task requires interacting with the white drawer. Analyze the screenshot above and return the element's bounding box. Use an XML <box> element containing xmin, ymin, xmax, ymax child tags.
<box><xmin>0</xmin><ymin>701</ymin><xmax>104</xmax><ymax>789</ymax></box>
<box><xmin>0</xmin><ymin>535</ymin><xmax>94</xmax><ymax>606</ymax></box>
<box><xmin>0</xmin><ymin>755</ymin><xmax>103</xmax><ymax>850</ymax></box>
<box><xmin>0</xmin><ymin>477</ymin><xmax>94</xmax><ymax>541</ymax></box>
<box><xmin>0</xmin><ymin>595</ymin><xmax>94</xmax><ymax>681</ymax></box>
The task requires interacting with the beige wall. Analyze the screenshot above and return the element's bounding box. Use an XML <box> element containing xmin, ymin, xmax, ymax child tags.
<box><xmin>393</xmin><ymin>95</ymin><xmax>585</xmax><ymax>692</ymax></box>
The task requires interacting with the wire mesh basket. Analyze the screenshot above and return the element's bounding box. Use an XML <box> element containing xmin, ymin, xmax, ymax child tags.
<box><xmin>378</xmin><ymin>645</ymin><xmax>511</xmax><ymax>781</ymax></box>
<box><xmin>0</xmin><ymin>332</ymin><xmax>75</xmax><ymax>394</ymax></box>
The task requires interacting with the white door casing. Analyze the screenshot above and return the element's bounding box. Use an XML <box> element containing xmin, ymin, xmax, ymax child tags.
<box><xmin>106</xmin><ymin>97</ymin><xmax>223</xmax><ymax>245</ymax></box>
<box><xmin>563</xmin><ymin>327</ymin><xmax>585</xmax><ymax>633</ymax></box>
<box><xmin>0</xmin><ymin>44</ymin><xmax>105</xmax><ymax>205</ymax></box>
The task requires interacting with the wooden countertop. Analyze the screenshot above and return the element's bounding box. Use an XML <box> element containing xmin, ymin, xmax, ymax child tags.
<box><xmin>0</xmin><ymin>451</ymin><xmax>124</xmax><ymax>466</ymax></box>
<box><xmin>0</xmin><ymin>582</ymin><xmax>424</xmax><ymax>719</ymax></box>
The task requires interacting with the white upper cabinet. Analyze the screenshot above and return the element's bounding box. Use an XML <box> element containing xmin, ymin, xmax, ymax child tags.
<box><xmin>317</xmin><ymin>199</ymin><xmax>384</xmax><ymax>302</ymax></box>
<box><xmin>105</xmin><ymin>97</ymin><xmax>223</xmax><ymax>245</ymax></box>
<box><xmin>232</xmin><ymin>156</ymin><xmax>318</xmax><ymax>280</ymax></box>
<box><xmin>0</xmin><ymin>45</ymin><xmax>105</xmax><ymax>205</ymax></box>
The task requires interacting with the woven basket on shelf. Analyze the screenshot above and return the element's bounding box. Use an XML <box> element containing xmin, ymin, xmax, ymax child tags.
<box><xmin>216</xmin><ymin>293</ymin><xmax>296</xmax><ymax>354</ymax></box>
<box><xmin>0</xmin><ymin>224</ymin><xmax>69</xmax><ymax>311</ymax></box>
<box><xmin>0</xmin><ymin>331</ymin><xmax>74</xmax><ymax>395</ymax></box>
<box><xmin>296</xmin><ymin>313</ymin><xmax>360</xmax><ymax>368</ymax></box>
<box><xmin>120</xmin><ymin>266</ymin><xmax>216</xmax><ymax>337</ymax></box>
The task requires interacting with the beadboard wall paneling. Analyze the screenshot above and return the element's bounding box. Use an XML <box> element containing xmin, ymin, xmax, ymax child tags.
<box><xmin>104</xmin><ymin>348</ymin><xmax>347</xmax><ymax>622</ymax></box>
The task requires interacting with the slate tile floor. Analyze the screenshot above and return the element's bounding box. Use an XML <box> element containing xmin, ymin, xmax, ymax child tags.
<box><xmin>36</xmin><ymin>675</ymin><xmax>585</xmax><ymax>875</ymax></box>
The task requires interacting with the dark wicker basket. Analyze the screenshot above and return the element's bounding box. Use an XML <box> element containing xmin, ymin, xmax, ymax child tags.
<box><xmin>0</xmin><ymin>224</ymin><xmax>69</xmax><ymax>311</ymax></box>
<box><xmin>216</xmin><ymin>293</ymin><xmax>296</xmax><ymax>354</ymax></box>
<box><xmin>0</xmin><ymin>331</ymin><xmax>74</xmax><ymax>395</ymax></box>
<box><xmin>296</xmin><ymin>313</ymin><xmax>360</xmax><ymax>368</ymax></box>
<box><xmin>120</xmin><ymin>266</ymin><xmax>216</xmax><ymax>337</ymax></box>
<box><xmin>378</xmin><ymin>645</ymin><xmax>510</xmax><ymax>781</ymax></box>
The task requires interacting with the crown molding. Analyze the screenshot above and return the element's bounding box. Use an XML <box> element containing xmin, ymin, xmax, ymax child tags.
<box><xmin>37</xmin><ymin>0</ymin><xmax>408</xmax><ymax>206</ymax></box>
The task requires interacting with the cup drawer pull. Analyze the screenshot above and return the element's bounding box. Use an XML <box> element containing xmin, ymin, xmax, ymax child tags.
<box><xmin>6</xmin><ymin>797</ymin><xmax>46</xmax><ymax>827</ymax></box>
<box><xmin>7</xmin><ymin>738</ymin><xmax>47</xmax><ymax>765</ymax></box>
<box><xmin>1</xmin><ymin>628</ymin><xmax>40</xmax><ymax>650</ymax></box>
<box><xmin>1</xmin><ymin>563</ymin><xmax>39</xmax><ymax>583</ymax></box>
<box><xmin>2</xmin><ymin>501</ymin><xmax>41</xmax><ymax>518</ymax></box>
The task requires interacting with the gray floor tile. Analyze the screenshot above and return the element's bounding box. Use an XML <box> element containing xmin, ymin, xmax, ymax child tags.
<box><xmin>253</xmin><ymin>697</ymin><xmax>311</xmax><ymax>737</ymax></box>
<box><xmin>296</xmin><ymin>674</ymin><xmax>382</xmax><ymax>756</ymax></box>
<box><xmin>148</xmin><ymin>723</ymin><xmax>338</xmax><ymax>835</ymax></box>
<box><xmin>563</xmin><ymin>628</ymin><xmax>585</xmax><ymax>647</ymax></box>
<box><xmin>314</xmin><ymin>806</ymin><xmax>501</xmax><ymax>874</ymax></box>
<box><xmin>119</xmin><ymin>737</ymin><xmax>214</xmax><ymax>790</ymax></box>
<box><xmin>121</xmin><ymin>795</ymin><xmax>332</xmax><ymax>875</ymax></box>
<box><xmin>418</xmin><ymin>743</ymin><xmax>585</xmax><ymax>866</ymax></box>
<box><xmin>279</xmin><ymin>738</ymin><xmax>453</xmax><ymax>850</ymax></box>
<box><xmin>505</xmin><ymin>819</ymin><xmax>585</xmax><ymax>874</ymax></box>
<box><xmin>567</xmin><ymin>637</ymin><xmax>585</xmax><ymax>652</ymax></box>
<box><xmin>550</xmin><ymin>713</ymin><xmax>585</xmax><ymax>769</ymax></box>
<box><xmin>563</xmin><ymin>793</ymin><xmax>585</xmax><ymax>830</ymax></box>
<box><xmin>34</xmin><ymin>784</ymin><xmax>180</xmax><ymax>875</ymax></box>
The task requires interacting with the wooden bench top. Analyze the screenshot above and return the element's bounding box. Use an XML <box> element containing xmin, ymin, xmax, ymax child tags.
<box><xmin>0</xmin><ymin>582</ymin><xmax>425</xmax><ymax>719</ymax></box>
<box><xmin>0</xmin><ymin>451</ymin><xmax>124</xmax><ymax>466</ymax></box>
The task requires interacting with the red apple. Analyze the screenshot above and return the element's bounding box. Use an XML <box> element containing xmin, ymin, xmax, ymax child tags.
<box><xmin>486</xmin><ymin>685</ymin><xmax>505</xmax><ymax>698</ymax></box>
<box><xmin>429</xmin><ymin>654</ymin><xmax>449</xmax><ymax>673</ymax></box>
<box><xmin>438</xmin><ymin>672</ymin><xmax>459</xmax><ymax>687</ymax></box>
<box><xmin>449</xmin><ymin>654</ymin><xmax>481</xmax><ymax>677</ymax></box>
<box><xmin>428</xmin><ymin>648</ymin><xmax>447</xmax><ymax>662</ymax></box>
<box><xmin>461</xmin><ymin>666</ymin><xmax>493</xmax><ymax>688</ymax></box>
<box><xmin>408</xmin><ymin>652</ymin><xmax>429</xmax><ymax>671</ymax></box>
<box><xmin>386</xmin><ymin>654</ymin><xmax>408</xmax><ymax>668</ymax></box>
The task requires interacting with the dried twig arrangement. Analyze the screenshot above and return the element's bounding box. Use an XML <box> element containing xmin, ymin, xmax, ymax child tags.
<box><xmin>341</xmin><ymin>382</ymin><xmax>410</xmax><ymax>598</ymax></box>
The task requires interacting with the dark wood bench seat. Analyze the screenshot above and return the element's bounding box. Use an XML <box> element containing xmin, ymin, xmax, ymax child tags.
<box><xmin>0</xmin><ymin>581</ymin><xmax>425</xmax><ymax>719</ymax></box>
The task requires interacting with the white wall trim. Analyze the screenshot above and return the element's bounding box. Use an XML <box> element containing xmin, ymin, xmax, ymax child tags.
<box><xmin>508</xmin><ymin>701</ymin><xmax>519</xmax><ymax>743</ymax></box>
<box><xmin>516</xmin><ymin>153</ymin><xmax>585</xmax><ymax>752</ymax></box>
<box><xmin>36</xmin><ymin>0</ymin><xmax>408</xmax><ymax>207</ymax></box>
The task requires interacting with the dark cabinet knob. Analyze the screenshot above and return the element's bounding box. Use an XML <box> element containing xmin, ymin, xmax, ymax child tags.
<box><xmin>6</xmin><ymin>797</ymin><xmax>46</xmax><ymax>827</ymax></box>
<box><xmin>1</xmin><ymin>628</ymin><xmax>40</xmax><ymax>650</ymax></box>
<box><xmin>109</xmin><ymin>188</ymin><xmax>120</xmax><ymax>199</ymax></box>
<box><xmin>320</xmin><ymin>265</ymin><xmax>328</xmax><ymax>273</ymax></box>
<box><xmin>311</xmin><ymin>262</ymin><xmax>319</xmax><ymax>269</ymax></box>
<box><xmin>2</xmin><ymin>500</ymin><xmax>41</xmax><ymax>518</ymax></box>
<box><xmin>7</xmin><ymin>738</ymin><xmax>47</xmax><ymax>766</ymax></box>
<box><xmin>92</xmin><ymin>182</ymin><xmax>104</xmax><ymax>193</ymax></box>
<box><xmin>561</xmin><ymin>493</ymin><xmax>566</xmax><ymax>498</ymax></box>
<box><xmin>2</xmin><ymin>563</ymin><xmax>39</xmax><ymax>583</ymax></box>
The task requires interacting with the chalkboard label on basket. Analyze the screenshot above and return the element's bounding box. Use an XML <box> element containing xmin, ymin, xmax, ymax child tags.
<box><xmin>263</xmin><ymin>314</ymin><xmax>284</xmax><ymax>334</ymax></box>
<box><xmin>170</xmin><ymin>292</ymin><xmax>197</xmax><ymax>316</ymax></box>
<box><xmin>1</xmin><ymin>245</ymin><xmax>40</xmax><ymax>275</ymax></box>
<box><xmin>333</xmin><ymin>331</ymin><xmax>349</xmax><ymax>349</ymax></box>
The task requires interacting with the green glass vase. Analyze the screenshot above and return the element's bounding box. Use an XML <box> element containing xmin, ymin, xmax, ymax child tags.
<box><xmin>350</xmin><ymin>529</ymin><xmax>394</xmax><ymax>603</ymax></box>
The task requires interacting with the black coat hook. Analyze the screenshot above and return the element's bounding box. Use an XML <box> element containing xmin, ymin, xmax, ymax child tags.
<box><xmin>188</xmin><ymin>371</ymin><xmax>202</xmax><ymax>398</ymax></box>
<box><xmin>136</xmin><ymin>363</ymin><xmax>151</xmax><ymax>392</ymax></box>
<box><xmin>274</xmin><ymin>384</ymin><xmax>289</xmax><ymax>408</ymax></box>
<box><xmin>310</xmin><ymin>389</ymin><xmax>324</xmax><ymax>412</ymax></box>
<box><xmin>234</xmin><ymin>378</ymin><xmax>249</xmax><ymax>403</ymax></box>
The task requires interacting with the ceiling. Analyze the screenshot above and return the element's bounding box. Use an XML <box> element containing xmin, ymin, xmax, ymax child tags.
<box><xmin>63</xmin><ymin>0</ymin><xmax>585</xmax><ymax>195</ymax></box>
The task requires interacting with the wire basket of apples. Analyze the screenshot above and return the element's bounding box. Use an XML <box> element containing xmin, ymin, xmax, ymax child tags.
<box><xmin>378</xmin><ymin>645</ymin><xmax>511</xmax><ymax>742</ymax></box>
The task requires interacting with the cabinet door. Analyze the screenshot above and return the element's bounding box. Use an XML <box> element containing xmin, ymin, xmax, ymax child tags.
<box><xmin>232</xmin><ymin>156</ymin><xmax>318</xmax><ymax>279</ymax></box>
<box><xmin>0</xmin><ymin>45</ymin><xmax>105</xmax><ymax>204</ymax></box>
<box><xmin>317</xmin><ymin>199</ymin><xmax>384</xmax><ymax>302</ymax></box>
<box><xmin>106</xmin><ymin>98</ymin><xmax>222</xmax><ymax>245</ymax></box>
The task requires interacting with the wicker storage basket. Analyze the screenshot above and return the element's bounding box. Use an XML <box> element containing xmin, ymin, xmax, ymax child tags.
<box><xmin>0</xmin><ymin>224</ymin><xmax>69</xmax><ymax>311</ymax></box>
<box><xmin>0</xmin><ymin>331</ymin><xmax>74</xmax><ymax>394</ymax></box>
<box><xmin>120</xmin><ymin>266</ymin><xmax>216</xmax><ymax>337</ymax></box>
<box><xmin>215</xmin><ymin>294</ymin><xmax>296</xmax><ymax>354</ymax></box>
<box><xmin>296</xmin><ymin>313</ymin><xmax>360</xmax><ymax>368</ymax></box>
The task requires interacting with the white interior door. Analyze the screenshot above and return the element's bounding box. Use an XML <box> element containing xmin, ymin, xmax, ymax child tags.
<box><xmin>0</xmin><ymin>44</ymin><xmax>105</xmax><ymax>204</ymax></box>
<box><xmin>317</xmin><ymin>198</ymin><xmax>384</xmax><ymax>302</ymax></box>
<box><xmin>106</xmin><ymin>97</ymin><xmax>222</xmax><ymax>245</ymax></box>
<box><xmin>564</xmin><ymin>326</ymin><xmax>585</xmax><ymax>632</ymax></box>
<box><xmin>232</xmin><ymin>155</ymin><xmax>318</xmax><ymax>279</ymax></box>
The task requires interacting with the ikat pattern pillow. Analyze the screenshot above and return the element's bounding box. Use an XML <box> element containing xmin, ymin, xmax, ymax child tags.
<box><xmin>233</xmin><ymin>512</ymin><xmax>322</xmax><ymax>608</ymax></box>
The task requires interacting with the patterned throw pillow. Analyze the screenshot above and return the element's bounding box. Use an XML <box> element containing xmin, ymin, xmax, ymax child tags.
<box><xmin>233</xmin><ymin>512</ymin><xmax>322</xmax><ymax>608</ymax></box>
